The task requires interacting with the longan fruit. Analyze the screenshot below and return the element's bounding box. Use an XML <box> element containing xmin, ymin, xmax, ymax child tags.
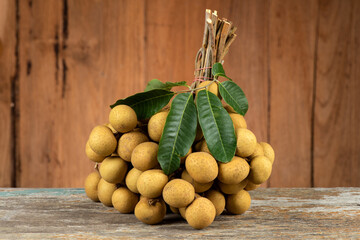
<box><xmin>125</xmin><ymin>168</ymin><xmax>143</xmax><ymax>194</ymax></box>
<box><xmin>229</xmin><ymin>113</ymin><xmax>247</xmax><ymax>129</ymax></box>
<box><xmin>170</xmin><ymin>206</ymin><xmax>179</xmax><ymax>214</ymax></box>
<box><xmin>195</xmin><ymin>124</ymin><xmax>203</xmax><ymax>142</ymax></box>
<box><xmin>134</xmin><ymin>197</ymin><xmax>166</xmax><ymax>225</ymax></box>
<box><xmin>185</xmin><ymin>152</ymin><xmax>218</xmax><ymax>184</ymax></box>
<box><xmin>196</xmin><ymin>81</ymin><xmax>219</xmax><ymax>97</ymax></box>
<box><xmin>244</xmin><ymin>180</ymin><xmax>260</xmax><ymax>191</ymax></box>
<box><xmin>131</xmin><ymin>142</ymin><xmax>159</xmax><ymax>171</ymax></box>
<box><xmin>99</xmin><ymin>156</ymin><xmax>128</xmax><ymax>184</ymax></box>
<box><xmin>112</xmin><ymin>187</ymin><xmax>139</xmax><ymax>213</ymax></box>
<box><xmin>84</xmin><ymin>171</ymin><xmax>101</xmax><ymax>202</ymax></box>
<box><xmin>218</xmin><ymin>179</ymin><xmax>248</xmax><ymax>195</ymax></box>
<box><xmin>148</xmin><ymin>111</ymin><xmax>168</xmax><ymax>142</ymax></box>
<box><xmin>226</xmin><ymin>190</ymin><xmax>251</xmax><ymax>215</ymax></box>
<box><xmin>223</xmin><ymin>103</ymin><xmax>236</xmax><ymax>113</ymax></box>
<box><xmin>180</xmin><ymin>147</ymin><xmax>192</xmax><ymax>164</ymax></box>
<box><xmin>235</xmin><ymin>128</ymin><xmax>257</xmax><ymax>158</ymax></box>
<box><xmin>162</xmin><ymin>179</ymin><xmax>195</xmax><ymax>208</ymax></box>
<box><xmin>185</xmin><ymin>197</ymin><xmax>216</xmax><ymax>229</ymax></box>
<box><xmin>181</xmin><ymin>169</ymin><xmax>213</xmax><ymax>193</ymax></box>
<box><xmin>109</xmin><ymin>105</ymin><xmax>137</xmax><ymax>133</ymax></box>
<box><xmin>179</xmin><ymin>207</ymin><xmax>187</xmax><ymax>219</ymax></box>
<box><xmin>88</xmin><ymin>125</ymin><xmax>117</xmax><ymax>156</ymax></box>
<box><xmin>117</xmin><ymin>131</ymin><xmax>149</xmax><ymax>162</ymax></box>
<box><xmin>105</xmin><ymin>123</ymin><xmax>118</xmax><ymax>134</ymax></box>
<box><xmin>249</xmin><ymin>143</ymin><xmax>264</xmax><ymax>159</ymax></box>
<box><xmin>97</xmin><ymin>178</ymin><xmax>117</xmax><ymax>207</ymax></box>
<box><xmin>218</xmin><ymin>156</ymin><xmax>250</xmax><ymax>185</ymax></box>
<box><xmin>205</xmin><ymin>190</ymin><xmax>225</xmax><ymax>216</ymax></box>
<box><xmin>248</xmin><ymin>156</ymin><xmax>272</xmax><ymax>184</ymax></box>
<box><xmin>259</xmin><ymin>142</ymin><xmax>275</xmax><ymax>164</ymax></box>
<box><xmin>85</xmin><ymin>141</ymin><xmax>105</xmax><ymax>163</ymax></box>
<box><xmin>137</xmin><ymin>169</ymin><xmax>168</xmax><ymax>198</ymax></box>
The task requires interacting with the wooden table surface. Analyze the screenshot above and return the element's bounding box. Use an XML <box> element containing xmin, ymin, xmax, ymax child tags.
<box><xmin>0</xmin><ymin>188</ymin><xmax>359</xmax><ymax>239</ymax></box>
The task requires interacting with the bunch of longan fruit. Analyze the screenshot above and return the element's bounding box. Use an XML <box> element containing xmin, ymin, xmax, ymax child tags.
<box><xmin>84</xmin><ymin>86</ymin><xmax>274</xmax><ymax>230</ymax></box>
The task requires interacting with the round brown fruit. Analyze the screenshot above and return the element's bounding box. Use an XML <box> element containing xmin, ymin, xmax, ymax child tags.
<box><xmin>195</xmin><ymin>81</ymin><xmax>219</xmax><ymax>97</ymax></box>
<box><xmin>162</xmin><ymin>179</ymin><xmax>195</xmax><ymax>208</ymax></box>
<box><xmin>181</xmin><ymin>169</ymin><xmax>213</xmax><ymax>193</ymax></box>
<box><xmin>125</xmin><ymin>168</ymin><xmax>143</xmax><ymax>194</ymax></box>
<box><xmin>137</xmin><ymin>169</ymin><xmax>168</xmax><ymax>198</ymax></box>
<box><xmin>248</xmin><ymin>156</ymin><xmax>272</xmax><ymax>184</ymax></box>
<box><xmin>218</xmin><ymin>179</ymin><xmax>248</xmax><ymax>195</ymax></box>
<box><xmin>226</xmin><ymin>190</ymin><xmax>251</xmax><ymax>215</ymax></box>
<box><xmin>147</xmin><ymin>111</ymin><xmax>168</xmax><ymax>142</ymax></box>
<box><xmin>99</xmin><ymin>156</ymin><xmax>128</xmax><ymax>184</ymax></box>
<box><xmin>85</xmin><ymin>141</ymin><xmax>105</xmax><ymax>163</ymax></box>
<box><xmin>180</xmin><ymin>147</ymin><xmax>192</xmax><ymax>165</ymax></box>
<box><xmin>88</xmin><ymin>125</ymin><xmax>117</xmax><ymax>157</ymax></box>
<box><xmin>117</xmin><ymin>131</ymin><xmax>149</xmax><ymax>162</ymax></box>
<box><xmin>259</xmin><ymin>142</ymin><xmax>275</xmax><ymax>164</ymax></box>
<box><xmin>229</xmin><ymin>113</ymin><xmax>247</xmax><ymax>129</ymax></box>
<box><xmin>244</xmin><ymin>180</ymin><xmax>260</xmax><ymax>191</ymax></box>
<box><xmin>112</xmin><ymin>187</ymin><xmax>139</xmax><ymax>213</ymax></box>
<box><xmin>97</xmin><ymin>178</ymin><xmax>117</xmax><ymax>207</ymax></box>
<box><xmin>84</xmin><ymin>171</ymin><xmax>101</xmax><ymax>202</ymax></box>
<box><xmin>134</xmin><ymin>197</ymin><xmax>166</xmax><ymax>225</ymax></box>
<box><xmin>249</xmin><ymin>143</ymin><xmax>264</xmax><ymax>159</ymax></box>
<box><xmin>185</xmin><ymin>152</ymin><xmax>218</xmax><ymax>184</ymax></box>
<box><xmin>235</xmin><ymin>128</ymin><xmax>257</xmax><ymax>158</ymax></box>
<box><xmin>185</xmin><ymin>197</ymin><xmax>216</xmax><ymax>230</ymax></box>
<box><xmin>218</xmin><ymin>156</ymin><xmax>250</xmax><ymax>185</ymax></box>
<box><xmin>205</xmin><ymin>190</ymin><xmax>225</xmax><ymax>216</ymax></box>
<box><xmin>131</xmin><ymin>142</ymin><xmax>159</xmax><ymax>171</ymax></box>
<box><xmin>109</xmin><ymin>105</ymin><xmax>137</xmax><ymax>133</ymax></box>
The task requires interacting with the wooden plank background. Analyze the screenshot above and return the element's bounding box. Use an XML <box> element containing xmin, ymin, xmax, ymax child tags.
<box><xmin>0</xmin><ymin>0</ymin><xmax>359</xmax><ymax>187</ymax></box>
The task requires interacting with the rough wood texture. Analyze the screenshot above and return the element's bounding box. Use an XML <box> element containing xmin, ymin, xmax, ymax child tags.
<box><xmin>269</xmin><ymin>0</ymin><xmax>318</xmax><ymax>187</ymax></box>
<box><xmin>0</xmin><ymin>0</ymin><xmax>16</xmax><ymax>187</ymax></box>
<box><xmin>313</xmin><ymin>0</ymin><xmax>360</xmax><ymax>187</ymax></box>
<box><xmin>0</xmin><ymin>188</ymin><xmax>359</xmax><ymax>239</ymax></box>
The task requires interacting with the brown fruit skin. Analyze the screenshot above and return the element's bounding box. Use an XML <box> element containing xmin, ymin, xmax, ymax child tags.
<box><xmin>180</xmin><ymin>147</ymin><xmax>192</xmax><ymax>165</ymax></box>
<box><xmin>89</xmin><ymin>125</ymin><xmax>117</xmax><ymax>157</ymax></box>
<box><xmin>223</xmin><ymin>103</ymin><xmax>236</xmax><ymax>113</ymax></box>
<box><xmin>105</xmin><ymin>123</ymin><xmax>118</xmax><ymax>134</ymax></box>
<box><xmin>109</xmin><ymin>105</ymin><xmax>137</xmax><ymax>133</ymax></box>
<box><xmin>179</xmin><ymin>207</ymin><xmax>187</xmax><ymax>219</ymax></box>
<box><xmin>148</xmin><ymin>111</ymin><xmax>168</xmax><ymax>142</ymax></box>
<box><xmin>205</xmin><ymin>190</ymin><xmax>225</xmax><ymax>216</ymax></box>
<box><xmin>229</xmin><ymin>113</ymin><xmax>247</xmax><ymax>130</ymax></box>
<box><xmin>218</xmin><ymin>156</ymin><xmax>250</xmax><ymax>185</ymax></box>
<box><xmin>99</xmin><ymin>156</ymin><xmax>128</xmax><ymax>184</ymax></box>
<box><xmin>196</xmin><ymin>81</ymin><xmax>219</xmax><ymax>97</ymax></box>
<box><xmin>137</xmin><ymin>169</ymin><xmax>168</xmax><ymax>198</ymax></box>
<box><xmin>185</xmin><ymin>197</ymin><xmax>216</xmax><ymax>230</ymax></box>
<box><xmin>249</xmin><ymin>143</ymin><xmax>264</xmax><ymax>159</ymax></box>
<box><xmin>259</xmin><ymin>142</ymin><xmax>275</xmax><ymax>164</ymax></box>
<box><xmin>162</xmin><ymin>179</ymin><xmax>195</xmax><ymax>208</ymax></box>
<box><xmin>84</xmin><ymin>171</ymin><xmax>101</xmax><ymax>202</ymax></box>
<box><xmin>131</xmin><ymin>142</ymin><xmax>159</xmax><ymax>171</ymax></box>
<box><xmin>170</xmin><ymin>206</ymin><xmax>179</xmax><ymax>214</ymax></box>
<box><xmin>125</xmin><ymin>168</ymin><xmax>143</xmax><ymax>194</ymax></box>
<box><xmin>185</xmin><ymin>152</ymin><xmax>218</xmax><ymax>184</ymax></box>
<box><xmin>248</xmin><ymin>156</ymin><xmax>272</xmax><ymax>184</ymax></box>
<box><xmin>117</xmin><ymin>131</ymin><xmax>149</xmax><ymax>162</ymax></box>
<box><xmin>235</xmin><ymin>128</ymin><xmax>257</xmax><ymax>158</ymax></box>
<box><xmin>85</xmin><ymin>141</ymin><xmax>105</xmax><ymax>163</ymax></box>
<box><xmin>134</xmin><ymin>198</ymin><xmax>166</xmax><ymax>225</ymax></box>
<box><xmin>218</xmin><ymin>179</ymin><xmax>248</xmax><ymax>195</ymax></box>
<box><xmin>181</xmin><ymin>169</ymin><xmax>213</xmax><ymax>193</ymax></box>
<box><xmin>226</xmin><ymin>190</ymin><xmax>251</xmax><ymax>215</ymax></box>
<box><xmin>112</xmin><ymin>187</ymin><xmax>139</xmax><ymax>213</ymax></box>
<box><xmin>194</xmin><ymin>123</ymin><xmax>204</xmax><ymax>142</ymax></box>
<box><xmin>244</xmin><ymin>180</ymin><xmax>260</xmax><ymax>191</ymax></box>
<box><xmin>97</xmin><ymin>178</ymin><xmax>117</xmax><ymax>207</ymax></box>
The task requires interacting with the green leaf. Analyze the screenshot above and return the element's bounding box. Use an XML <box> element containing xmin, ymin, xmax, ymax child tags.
<box><xmin>218</xmin><ymin>81</ymin><xmax>249</xmax><ymax>116</ymax></box>
<box><xmin>145</xmin><ymin>79</ymin><xmax>188</xmax><ymax>91</ymax></box>
<box><xmin>212</xmin><ymin>62</ymin><xmax>232</xmax><ymax>81</ymax></box>
<box><xmin>158</xmin><ymin>93</ymin><xmax>197</xmax><ymax>175</ymax></box>
<box><xmin>110</xmin><ymin>89</ymin><xmax>174</xmax><ymax>119</ymax></box>
<box><xmin>196</xmin><ymin>90</ymin><xmax>236</xmax><ymax>163</ymax></box>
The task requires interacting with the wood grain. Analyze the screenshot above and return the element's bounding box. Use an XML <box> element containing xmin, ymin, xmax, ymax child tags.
<box><xmin>0</xmin><ymin>0</ymin><xmax>16</xmax><ymax>187</ymax></box>
<box><xmin>314</xmin><ymin>0</ymin><xmax>360</xmax><ymax>187</ymax></box>
<box><xmin>0</xmin><ymin>188</ymin><xmax>359</xmax><ymax>239</ymax></box>
<box><xmin>269</xmin><ymin>0</ymin><xmax>318</xmax><ymax>187</ymax></box>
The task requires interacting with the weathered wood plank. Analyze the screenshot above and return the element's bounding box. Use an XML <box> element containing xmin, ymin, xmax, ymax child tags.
<box><xmin>0</xmin><ymin>0</ymin><xmax>16</xmax><ymax>187</ymax></box>
<box><xmin>314</xmin><ymin>0</ymin><xmax>360</xmax><ymax>186</ymax></box>
<box><xmin>269</xmin><ymin>0</ymin><xmax>318</xmax><ymax>187</ymax></box>
<box><xmin>0</xmin><ymin>188</ymin><xmax>359</xmax><ymax>239</ymax></box>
